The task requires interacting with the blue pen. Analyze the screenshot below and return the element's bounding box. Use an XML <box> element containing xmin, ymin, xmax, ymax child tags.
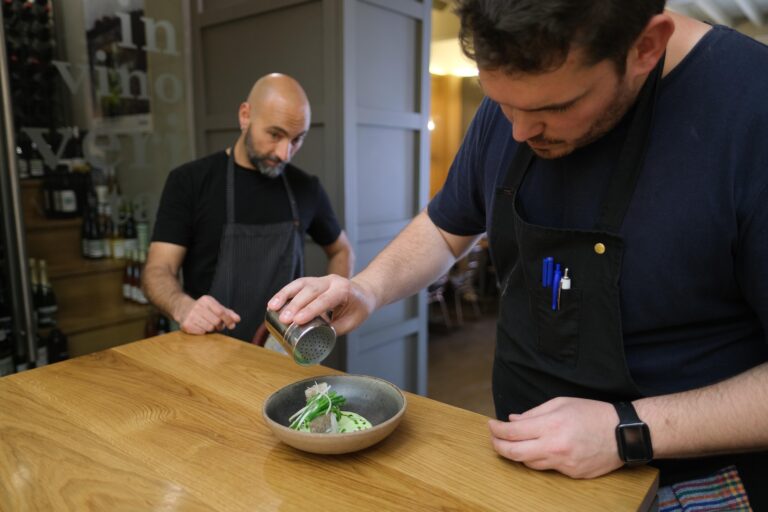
<box><xmin>551</xmin><ymin>264</ymin><xmax>561</xmax><ymax>311</ymax></box>
<box><xmin>542</xmin><ymin>257</ymin><xmax>554</xmax><ymax>287</ymax></box>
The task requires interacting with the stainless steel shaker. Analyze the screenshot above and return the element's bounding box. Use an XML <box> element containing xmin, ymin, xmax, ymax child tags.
<box><xmin>264</xmin><ymin>307</ymin><xmax>336</xmax><ymax>365</ymax></box>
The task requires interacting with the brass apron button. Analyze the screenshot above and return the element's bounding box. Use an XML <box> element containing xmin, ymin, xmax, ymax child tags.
<box><xmin>594</xmin><ymin>243</ymin><xmax>606</xmax><ymax>255</ymax></box>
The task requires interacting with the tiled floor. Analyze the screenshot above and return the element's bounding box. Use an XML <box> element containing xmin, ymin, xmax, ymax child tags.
<box><xmin>426</xmin><ymin>300</ymin><xmax>497</xmax><ymax>418</ymax></box>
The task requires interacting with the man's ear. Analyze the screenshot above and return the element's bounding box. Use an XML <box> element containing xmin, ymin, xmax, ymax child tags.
<box><xmin>627</xmin><ymin>13</ymin><xmax>675</xmax><ymax>79</ymax></box>
<box><xmin>238</xmin><ymin>102</ymin><xmax>250</xmax><ymax>131</ymax></box>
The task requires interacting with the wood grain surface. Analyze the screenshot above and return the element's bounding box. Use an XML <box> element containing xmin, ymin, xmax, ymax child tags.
<box><xmin>0</xmin><ymin>332</ymin><xmax>658</xmax><ymax>511</ymax></box>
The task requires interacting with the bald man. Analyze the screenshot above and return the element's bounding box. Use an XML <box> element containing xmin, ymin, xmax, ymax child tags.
<box><xmin>144</xmin><ymin>73</ymin><xmax>353</xmax><ymax>343</ymax></box>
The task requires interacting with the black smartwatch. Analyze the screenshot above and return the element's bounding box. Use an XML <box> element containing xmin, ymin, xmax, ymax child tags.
<box><xmin>613</xmin><ymin>401</ymin><xmax>653</xmax><ymax>465</ymax></box>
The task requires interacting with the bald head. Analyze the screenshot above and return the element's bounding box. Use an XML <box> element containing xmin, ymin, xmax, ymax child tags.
<box><xmin>246</xmin><ymin>73</ymin><xmax>310</xmax><ymax>122</ymax></box>
<box><xmin>236</xmin><ymin>73</ymin><xmax>311</xmax><ymax>176</ymax></box>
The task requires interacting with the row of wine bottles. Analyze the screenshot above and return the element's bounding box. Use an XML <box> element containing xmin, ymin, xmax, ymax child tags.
<box><xmin>82</xmin><ymin>202</ymin><xmax>147</xmax><ymax>260</ymax></box>
<box><xmin>0</xmin><ymin>274</ymin><xmax>16</xmax><ymax>376</ymax></box>
<box><xmin>17</xmin><ymin>126</ymin><xmax>87</xmax><ymax>186</ymax></box>
<box><xmin>5</xmin><ymin>0</ymin><xmax>58</xmax><ymax>129</ymax></box>
<box><xmin>0</xmin><ymin>258</ymin><xmax>69</xmax><ymax>376</ymax></box>
<box><xmin>29</xmin><ymin>257</ymin><xmax>56</xmax><ymax>328</ymax></box>
<box><xmin>123</xmin><ymin>250</ymin><xmax>148</xmax><ymax>305</ymax></box>
<box><xmin>27</xmin><ymin>127</ymin><xmax>90</xmax><ymax>219</ymax></box>
<box><xmin>27</xmin><ymin>257</ymin><xmax>68</xmax><ymax>367</ymax></box>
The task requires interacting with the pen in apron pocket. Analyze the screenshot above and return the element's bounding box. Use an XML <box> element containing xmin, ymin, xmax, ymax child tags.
<box><xmin>551</xmin><ymin>264</ymin><xmax>562</xmax><ymax>311</ymax></box>
<box><xmin>542</xmin><ymin>257</ymin><xmax>554</xmax><ymax>287</ymax></box>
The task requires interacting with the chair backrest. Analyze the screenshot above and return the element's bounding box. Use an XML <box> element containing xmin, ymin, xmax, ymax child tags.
<box><xmin>427</xmin><ymin>273</ymin><xmax>450</xmax><ymax>300</ymax></box>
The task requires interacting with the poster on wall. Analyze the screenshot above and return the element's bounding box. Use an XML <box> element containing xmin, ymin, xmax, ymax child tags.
<box><xmin>83</xmin><ymin>0</ymin><xmax>152</xmax><ymax>133</ymax></box>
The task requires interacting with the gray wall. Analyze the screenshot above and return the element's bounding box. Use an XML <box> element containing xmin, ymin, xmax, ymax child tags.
<box><xmin>191</xmin><ymin>0</ymin><xmax>431</xmax><ymax>394</ymax></box>
<box><xmin>341</xmin><ymin>0</ymin><xmax>431</xmax><ymax>394</ymax></box>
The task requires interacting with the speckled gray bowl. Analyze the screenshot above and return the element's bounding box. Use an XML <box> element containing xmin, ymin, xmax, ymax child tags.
<box><xmin>262</xmin><ymin>374</ymin><xmax>407</xmax><ymax>454</ymax></box>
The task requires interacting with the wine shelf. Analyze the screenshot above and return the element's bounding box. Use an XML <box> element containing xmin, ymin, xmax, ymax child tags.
<box><xmin>48</xmin><ymin>257</ymin><xmax>129</xmax><ymax>279</ymax></box>
<box><xmin>58</xmin><ymin>301</ymin><xmax>149</xmax><ymax>336</ymax></box>
<box><xmin>20</xmin><ymin>179</ymin><xmax>151</xmax><ymax>356</ymax></box>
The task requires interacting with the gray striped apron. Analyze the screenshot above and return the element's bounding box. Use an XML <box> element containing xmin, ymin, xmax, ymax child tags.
<box><xmin>208</xmin><ymin>148</ymin><xmax>303</xmax><ymax>342</ymax></box>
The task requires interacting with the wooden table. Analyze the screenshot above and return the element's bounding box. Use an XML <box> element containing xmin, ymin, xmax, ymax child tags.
<box><xmin>0</xmin><ymin>332</ymin><xmax>658</xmax><ymax>511</ymax></box>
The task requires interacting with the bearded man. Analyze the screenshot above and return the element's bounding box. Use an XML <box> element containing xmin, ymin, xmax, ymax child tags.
<box><xmin>144</xmin><ymin>73</ymin><xmax>352</xmax><ymax>343</ymax></box>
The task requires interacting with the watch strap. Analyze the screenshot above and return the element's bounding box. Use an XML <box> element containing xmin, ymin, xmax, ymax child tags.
<box><xmin>613</xmin><ymin>401</ymin><xmax>642</xmax><ymax>424</ymax></box>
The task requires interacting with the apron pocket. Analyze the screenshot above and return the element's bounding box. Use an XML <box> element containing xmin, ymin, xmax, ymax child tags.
<box><xmin>528</xmin><ymin>287</ymin><xmax>582</xmax><ymax>365</ymax></box>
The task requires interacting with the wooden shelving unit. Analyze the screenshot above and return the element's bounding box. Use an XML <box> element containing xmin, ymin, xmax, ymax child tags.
<box><xmin>20</xmin><ymin>178</ymin><xmax>151</xmax><ymax>357</ymax></box>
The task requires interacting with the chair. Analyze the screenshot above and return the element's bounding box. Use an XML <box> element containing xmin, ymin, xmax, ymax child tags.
<box><xmin>449</xmin><ymin>244</ymin><xmax>484</xmax><ymax>325</ymax></box>
<box><xmin>427</xmin><ymin>273</ymin><xmax>452</xmax><ymax>328</ymax></box>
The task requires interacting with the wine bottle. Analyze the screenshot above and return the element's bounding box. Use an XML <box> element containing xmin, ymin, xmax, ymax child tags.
<box><xmin>123</xmin><ymin>251</ymin><xmax>133</xmax><ymax>300</ymax></box>
<box><xmin>28</xmin><ymin>258</ymin><xmax>47</xmax><ymax>366</ymax></box>
<box><xmin>29</xmin><ymin>257</ymin><xmax>41</xmax><ymax>317</ymax></box>
<box><xmin>111</xmin><ymin>220</ymin><xmax>125</xmax><ymax>260</ymax></box>
<box><xmin>157</xmin><ymin>314</ymin><xmax>170</xmax><ymax>335</ymax></box>
<box><xmin>58</xmin><ymin>165</ymin><xmax>79</xmax><ymax>218</ymax></box>
<box><xmin>135</xmin><ymin>251</ymin><xmax>148</xmax><ymax>304</ymax></box>
<box><xmin>33</xmin><ymin>329</ymin><xmax>46</xmax><ymax>366</ymax></box>
<box><xmin>0</xmin><ymin>279</ymin><xmax>14</xmax><ymax>376</ymax></box>
<box><xmin>144</xmin><ymin>311</ymin><xmax>158</xmax><ymax>338</ymax></box>
<box><xmin>46</xmin><ymin>328</ymin><xmax>69</xmax><ymax>364</ymax></box>
<box><xmin>70</xmin><ymin>127</ymin><xmax>90</xmax><ymax>173</ymax></box>
<box><xmin>99</xmin><ymin>203</ymin><xmax>112</xmax><ymax>258</ymax></box>
<box><xmin>87</xmin><ymin>209</ymin><xmax>104</xmax><ymax>259</ymax></box>
<box><xmin>80</xmin><ymin>205</ymin><xmax>89</xmax><ymax>258</ymax></box>
<box><xmin>80</xmin><ymin>172</ymin><xmax>98</xmax><ymax>258</ymax></box>
<box><xmin>3</xmin><ymin>268</ymin><xmax>30</xmax><ymax>373</ymax></box>
<box><xmin>37</xmin><ymin>259</ymin><xmax>57</xmax><ymax>328</ymax></box>
<box><xmin>15</xmin><ymin>132</ymin><xmax>30</xmax><ymax>179</ymax></box>
<box><xmin>0</xmin><ymin>330</ymin><xmax>13</xmax><ymax>376</ymax></box>
<box><xmin>135</xmin><ymin>199</ymin><xmax>149</xmax><ymax>252</ymax></box>
<box><xmin>92</xmin><ymin>166</ymin><xmax>108</xmax><ymax>208</ymax></box>
<box><xmin>28</xmin><ymin>139</ymin><xmax>44</xmax><ymax>178</ymax></box>
<box><xmin>130</xmin><ymin>251</ymin><xmax>140</xmax><ymax>302</ymax></box>
<box><xmin>42</xmin><ymin>164</ymin><xmax>54</xmax><ymax>217</ymax></box>
<box><xmin>50</xmin><ymin>165</ymin><xmax>62</xmax><ymax>216</ymax></box>
<box><xmin>19</xmin><ymin>0</ymin><xmax>32</xmax><ymax>20</ymax></box>
<box><xmin>123</xmin><ymin>201</ymin><xmax>138</xmax><ymax>256</ymax></box>
<box><xmin>80</xmin><ymin>208</ymin><xmax>94</xmax><ymax>260</ymax></box>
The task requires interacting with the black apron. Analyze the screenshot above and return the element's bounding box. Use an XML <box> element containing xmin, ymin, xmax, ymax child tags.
<box><xmin>488</xmin><ymin>57</ymin><xmax>767</xmax><ymax>499</ymax></box>
<box><xmin>208</xmin><ymin>149</ymin><xmax>303</xmax><ymax>342</ymax></box>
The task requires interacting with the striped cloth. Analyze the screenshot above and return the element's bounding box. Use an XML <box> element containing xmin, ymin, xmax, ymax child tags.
<box><xmin>658</xmin><ymin>465</ymin><xmax>752</xmax><ymax>511</ymax></box>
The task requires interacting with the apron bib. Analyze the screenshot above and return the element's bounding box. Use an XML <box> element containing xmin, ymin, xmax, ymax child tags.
<box><xmin>486</xmin><ymin>56</ymin><xmax>768</xmax><ymax>500</ymax></box>
<box><xmin>208</xmin><ymin>149</ymin><xmax>303</xmax><ymax>342</ymax></box>
<box><xmin>489</xmin><ymin>56</ymin><xmax>665</xmax><ymax>416</ymax></box>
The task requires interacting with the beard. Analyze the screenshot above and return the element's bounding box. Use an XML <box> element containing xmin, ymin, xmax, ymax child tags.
<box><xmin>243</xmin><ymin>127</ymin><xmax>287</xmax><ymax>178</ymax></box>
<box><xmin>528</xmin><ymin>76</ymin><xmax>636</xmax><ymax>160</ymax></box>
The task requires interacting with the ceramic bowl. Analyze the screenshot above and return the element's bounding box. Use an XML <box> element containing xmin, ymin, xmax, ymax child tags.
<box><xmin>262</xmin><ymin>374</ymin><xmax>407</xmax><ymax>454</ymax></box>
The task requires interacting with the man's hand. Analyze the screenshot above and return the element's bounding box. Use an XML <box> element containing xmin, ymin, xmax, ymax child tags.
<box><xmin>175</xmin><ymin>295</ymin><xmax>241</xmax><ymax>335</ymax></box>
<box><xmin>488</xmin><ymin>397</ymin><xmax>623</xmax><ymax>479</ymax></box>
<box><xmin>268</xmin><ymin>275</ymin><xmax>377</xmax><ymax>335</ymax></box>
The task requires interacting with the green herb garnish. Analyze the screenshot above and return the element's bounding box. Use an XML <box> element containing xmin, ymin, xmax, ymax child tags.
<box><xmin>288</xmin><ymin>382</ymin><xmax>373</xmax><ymax>433</ymax></box>
<box><xmin>288</xmin><ymin>383</ymin><xmax>346</xmax><ymax>430</ymax></box>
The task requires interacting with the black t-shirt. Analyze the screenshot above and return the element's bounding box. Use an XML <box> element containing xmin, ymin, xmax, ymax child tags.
<box><xmin>151</xmin><ymin>150</ymin><xmax>342</xmax><ymax>298</ymax></box>
<box><xmin>428</xmin><ymin>26</ymin><xmax>768</xmax><ymax>495</ymax></box>
<box><xmin>428</xmin><ymin>25</ymin><xmax>768</xmax><ymax>396</ymax></box>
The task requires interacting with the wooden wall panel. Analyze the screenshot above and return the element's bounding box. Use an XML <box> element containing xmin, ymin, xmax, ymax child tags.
<box><xmin>429</xmin><ymin>74</ymin><xmax>462</xmax><ymax>198</ymax></box>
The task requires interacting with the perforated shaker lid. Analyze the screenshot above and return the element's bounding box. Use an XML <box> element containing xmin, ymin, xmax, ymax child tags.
<box><xmin>293</xmin><ymin>324</ymin><xmax>335</xmax><ymax>365</ymax></box>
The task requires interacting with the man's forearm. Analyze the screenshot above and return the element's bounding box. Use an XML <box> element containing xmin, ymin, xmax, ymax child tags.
<box><xmin>142</xmin><ymin>266</ymin><xmax>194</xmax><ymax>323</ymax></box>
<box><xmin>352</xmin><ymin>210</ymin><xmax>473</xmax><ymax>310</ymax></box>
<box><xmin>326</xmin><ymin>248</ymin><xmax>353</xmax><ymax>278</ymax></box>
<box><xmin>635</xmin><ymin>362</ymin><xmax>768</xmax><ymax>458</ymax></box>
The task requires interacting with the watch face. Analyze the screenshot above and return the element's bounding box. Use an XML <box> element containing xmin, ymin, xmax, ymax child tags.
<box><xmin>619</xmin><ymin>423</ymin><xmax>653</xmax><ymax>463</ymax></box>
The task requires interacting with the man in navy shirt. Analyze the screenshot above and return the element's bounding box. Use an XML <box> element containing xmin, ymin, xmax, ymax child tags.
<box><xmin>270</xmin><ymin>2</ymin><xmax>767</xmax><ymax>507</ymax></box>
